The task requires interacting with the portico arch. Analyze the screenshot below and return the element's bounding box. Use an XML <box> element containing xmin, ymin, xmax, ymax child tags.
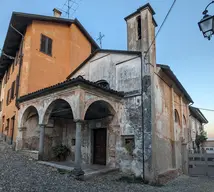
<box><xmin>84</xmin><ymin>100</ymin><xmax>116</xmax><ymax>120</ymax></box>
<box><xmin>83</xmin><ymin>100</ymin><xmax>118</xmax><ymax>166</ymax></box>
<box><xmin>19</xmin><ymin>105</ymin><xmax>40</xmax><ymax>150</ymax></box>
<box><xmin>40</xmin><ymin>99</ymin><xmax>75</xmax><ymax>161</ymax></box>
<box><xmin>42</xmin><ymin>99</ymin><xmax>74</xmax><ymax>125</ymax></box>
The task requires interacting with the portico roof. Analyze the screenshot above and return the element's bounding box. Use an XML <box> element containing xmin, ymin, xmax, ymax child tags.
<box><xmin>18</xmin><ymin>76</ymin><xmax>124</xmax><ymax>103</ymax></box>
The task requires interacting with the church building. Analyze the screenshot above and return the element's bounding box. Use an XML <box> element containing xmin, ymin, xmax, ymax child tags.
<box><xmin>15</xmin><ymin>3</ymin><xmax>207</xmax><ymax>182</ymax></box>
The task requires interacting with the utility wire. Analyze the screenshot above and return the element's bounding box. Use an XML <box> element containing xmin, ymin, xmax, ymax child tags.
<box><xmin>193</xmin><ymin>107</ymin><xmax>214</xmax><ymax>112</ymax></box>
<box><xmin>144</xmin><ymin>0</ymin><xmax>177</xmax><ymax>59</ymax></box>
<box><xmin>173</xmin><ymin>100</ymin><xmax>214</xmax><ymax>112</ymax></box>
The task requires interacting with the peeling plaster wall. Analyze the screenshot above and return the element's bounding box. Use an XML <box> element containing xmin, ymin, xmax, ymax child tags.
<box><xmin>154</xmin><ymin>74</ymin><xmax>173</xmax><ymax>173</ymax></box>
<box><xmin>189</xmin><ymin>116</ymin><xmax>202</xmax><ymax>146</ymax></box>
<box><xmin>43</xmin><ymin>118</ymin><xmax>76</xmax><ymax>161</ymax></box>
<box><xmin>154</xmin><ymin>69</ymin><xmax>190</xmax><ymax>175</ymax></box>
<box><xmin>23</xmin><ymin>114</ymin><xmax>39</xmax><ymax>150</ymax></box>
<box><xmin>73</xmin><ymin>53</ymin><xmax>141</xmax><ymax>91</ymax></box>
<box><xmin>71</xmin><ymin>52</ymin><xmax>144</xmax><ymax>176</ymax></box>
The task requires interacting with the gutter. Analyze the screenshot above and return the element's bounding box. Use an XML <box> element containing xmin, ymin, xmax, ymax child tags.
<box><xmin>15</xmin><ymin>45</ymin><xmax>23</xmax><ymax>110</ymax></box>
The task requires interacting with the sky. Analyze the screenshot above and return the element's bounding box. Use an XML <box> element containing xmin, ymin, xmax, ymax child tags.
<box><xmin>0</xmin><ymin>0</ymin><xmax>214</xmax><ymax>137</ymax></box>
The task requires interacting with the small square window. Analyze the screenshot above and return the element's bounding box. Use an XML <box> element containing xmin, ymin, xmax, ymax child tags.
<box><xmin>122</xmin><ymin>135</ymin><xmax>135</xmax><ymax>156</ymax></box>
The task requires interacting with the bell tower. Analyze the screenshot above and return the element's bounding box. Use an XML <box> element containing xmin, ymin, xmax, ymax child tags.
<box><xmin>125</xmin><ymin>3</ymin><xmax>158</xmax><ymax>181</ymax></box>
<box><xmin>124</xmin><ymin>3</ymin><xmax>157</xmax><ymax>65</ymax></box>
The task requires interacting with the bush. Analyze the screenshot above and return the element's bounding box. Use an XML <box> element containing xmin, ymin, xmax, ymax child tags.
<box><xmin>195</xmin><ymin>130</ymin><xmax>208</xmax><ymax>152</ymax></box>
<box><xmin>52</xmin><ymin>144</ymin><xmax>71</xmax><ymax>161</ymax></box>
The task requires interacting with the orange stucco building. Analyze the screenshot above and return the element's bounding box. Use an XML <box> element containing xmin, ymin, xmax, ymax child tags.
<box><xmin>0</xmin><ymin>10</ymin><xmax>99</xmax><ymax>145</ymax></box>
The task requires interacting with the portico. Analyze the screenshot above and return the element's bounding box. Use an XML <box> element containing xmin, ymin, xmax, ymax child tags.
<box><xmin>16</xmin><ymin>76</ymin><xmax>123</xmax><ymax>177</ymax></box>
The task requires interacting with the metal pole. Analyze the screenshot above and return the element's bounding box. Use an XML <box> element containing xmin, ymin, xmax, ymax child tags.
<box><xmin>141</xmin><ymin>55</ymin><xmax>145</xmax><ymax>181</ymax></box>
<box><xmin>203</xmin><ymin>1</ymin><xmax>214</xmax><ymax>15</ymax></box>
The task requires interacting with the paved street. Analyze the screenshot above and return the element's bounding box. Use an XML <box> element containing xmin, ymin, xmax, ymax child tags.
<box><xmin>0</xmin><ymin>140</ymin><xmax>214</xmax><ymax>192</ymax></box>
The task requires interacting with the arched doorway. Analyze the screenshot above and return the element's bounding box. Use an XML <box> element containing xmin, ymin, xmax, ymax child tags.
<box><xmin>21</xmin><ymin>106</ymin><xmax>39</xmax><ymax>150</ymax></box>
<box><xmin>84</xmin><ymin>100</ymin><xmax>115</xmax><ymax>165</ymax></box>
<box><xmin>42</xmin><ymin>99</ymin><xmax>74</xmax><ymax>161</ymax></box>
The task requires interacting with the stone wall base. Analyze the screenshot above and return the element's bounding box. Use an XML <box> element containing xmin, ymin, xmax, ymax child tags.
<box><xmin>19</xmin><ymin>150</ymin><xmax>39</xmax><ymax>160</ymax></box>
<box><xmin>157</xmin><ymin>169</ymin><xmax>181</xmax><ymax>185</ymax></box>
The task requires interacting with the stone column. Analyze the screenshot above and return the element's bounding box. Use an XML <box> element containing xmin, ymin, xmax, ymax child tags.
<box><xmin>39</xmin><ymin>124</ymin><xmax>45</xmax><ymax>160</ymax></box>
<box><xmin>73</xmin><ymin>119</ymin><xmax>84</xmax><ymax>179</ymax></box>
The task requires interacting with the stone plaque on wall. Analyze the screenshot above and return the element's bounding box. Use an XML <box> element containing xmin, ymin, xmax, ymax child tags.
<box><xmin>108</xmin><ymin>134</ymin><xmax>116</xmax><ymax>148</ymax></box>
<box><xmin>109</xmin><ymin>149</ymin><xmax>116</xmax><ymax>157</ymax></box>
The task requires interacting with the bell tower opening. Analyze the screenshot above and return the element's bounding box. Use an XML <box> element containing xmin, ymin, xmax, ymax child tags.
<box><xmin>124</xmin><ymin>3</ymin><xmax>157</xmax><ymax>53</ymax></box>
<box><xmin>137</xmin><ymin>16</ymin><xmax>142</xmax><ymax>40</ymax></box>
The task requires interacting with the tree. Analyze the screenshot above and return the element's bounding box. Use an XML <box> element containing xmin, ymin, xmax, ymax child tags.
<box><xmin>195</xmin><ymin>130</ymin><xmax>208</xmax><ymax>153</ymax></box>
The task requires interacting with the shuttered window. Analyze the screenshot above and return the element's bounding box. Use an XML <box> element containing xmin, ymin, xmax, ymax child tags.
<box><xmin>6</xmin><ymin>89</ymin><xmax>11</xmax><ymax>105</ymax></box>
<box><xmin>40</xmin><ymin>34</ymin><xmax>52</xmax><ymax>56</ymax></box>
<box><xmin>11</xmin><ymin>81</ymin><xmax>15</xmax><ymax>100</ymax></box>
<box><xmin>15</xmin><ymin>76</ymin><xmax>19</xmax><ymax>97</ymax></box>
<box><xmin>0</xmin><ymin>101</ymin><xmax>2</xmax><ymax>111</ymax></box>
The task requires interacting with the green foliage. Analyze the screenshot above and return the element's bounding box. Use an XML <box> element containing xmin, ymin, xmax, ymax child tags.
<box><xmin>195</xmin><ymin>130</ymin><xmax>208</xmax><ymax>149</ymax></box>
<box><xmin>52</xmin><ymin>144</ymin><xmax>71</xmax><ymax>161</ymax></box>
<box><xmin>125</xmin><ymin>142</ymin><xmax>134</xmax><ymax>155</ymax></box>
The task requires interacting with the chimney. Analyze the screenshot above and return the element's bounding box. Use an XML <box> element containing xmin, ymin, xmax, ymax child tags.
<box><xmin>53</xmin><ymin>8</ymin><xmax>62</xmax><ymax>17</ymax></box>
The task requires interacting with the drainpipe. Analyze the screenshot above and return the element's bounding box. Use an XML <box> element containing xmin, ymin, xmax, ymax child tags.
<box><xmin>15</xmin><ymin>47</ymin><xmax>23</xmax><ymax>110</ymax></box>
<box><xmin>10</xmin><ymin>24</ymin><xmax>24</xmax><ymax>110</ymax></box>
<box><xmin>140</xmin><ymin>55</ymin><xmax>145</xmax><ymax>181</ymax></box>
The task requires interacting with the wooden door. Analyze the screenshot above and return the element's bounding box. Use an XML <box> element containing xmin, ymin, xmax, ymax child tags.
<box><xmin>93</xmin><ymin>128</ymin><xmax>107</xmax><ymax>165</ymax></box>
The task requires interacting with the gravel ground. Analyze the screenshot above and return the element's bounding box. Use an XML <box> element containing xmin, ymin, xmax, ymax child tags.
<box><xmin>0</xmin><ymin>140</ymin><xmax>214</xmax><ymax>192</ymax></box>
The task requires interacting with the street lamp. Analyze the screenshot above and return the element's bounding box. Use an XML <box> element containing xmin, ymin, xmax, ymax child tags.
<box><xmin>198</xmin><ymin>1</ymin><xmax>214</xmax><ymax>40</ymax></box>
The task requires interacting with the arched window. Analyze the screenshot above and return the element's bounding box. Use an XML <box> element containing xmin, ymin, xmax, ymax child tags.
<box><xmin>137</xmin><ymin>16</ymin><xmax>142</xmax><ymax>40</ymax></box>
<box><xmin>183</xmin><ymin>115</ymin><xmax>187</xmax><ymax>125</ymax></box>
<box><xmin>96</xmin><ymin>80</ymin><xmax>110</xmax><ymax>89</ymax></box>
<box><xmin>174</xmin><ymin>109</ymin><xmax>180</xmax><ymax>124</ymax></box>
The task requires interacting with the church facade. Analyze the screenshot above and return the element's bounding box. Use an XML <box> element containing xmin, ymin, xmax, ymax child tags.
<box><xmin>15</xmin><ymin>3</ymin><xmax>207</xmax><ymax>182</ymax></box>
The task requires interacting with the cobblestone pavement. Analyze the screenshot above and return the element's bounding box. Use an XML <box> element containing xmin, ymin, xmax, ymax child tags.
<box><xmin>0</xmin><ymin>140</ymin><xmax>214</xmax><ymax>192</ymax></box>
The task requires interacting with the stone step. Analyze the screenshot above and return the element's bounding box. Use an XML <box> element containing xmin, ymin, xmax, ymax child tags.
<box><xmin>19</xmin><ymin>150</ymin><xmax>39</xmax><ymax>160</ymax></box>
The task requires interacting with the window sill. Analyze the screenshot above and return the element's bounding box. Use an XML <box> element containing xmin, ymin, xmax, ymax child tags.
<box><xmin>40</xmin><ymin>50</ymin><xmax>52</xmax><ymax>57</ymax></box>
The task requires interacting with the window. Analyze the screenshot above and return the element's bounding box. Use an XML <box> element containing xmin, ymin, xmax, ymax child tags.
<box><xmin>174</xmin><ymin>109</ymin><xmax>180</xmax><ymax>124</ymax></box>
<box><xmin>183</xmin><ymin>115</ymin><xmax>187</xmax><ymax>125</ymax></box>
<box><xmin>4</xmin><ymin>71</ymin><xmax>8</xmax><ymax>84</ymax></box>
<box><xmin>6</xmin><ymin>119</ymin><xmax>10</xmax><ymax>131</ymax></box>
<box><xmin>3</xmin><ymin>75</ymin><xmax>6</xmax><ymax>85</ymax></box>
<box><xmin>15</xmin><ymin>76</ymin><xmax>19</xmax><ymax>96</ymax></box>
<box><xmin>7</xmin><ymin>66</ymin><xmax>10</xmax><ymax>81</ymax></box>
<box><xmin>137</xmin><ymin>16</ymin><xmax>142</xmax><ymax>40</ymax></box>
<box><xmin>15</xmin><ymin>52</ymin><xmax>19</xmax><ymax>65</ymax></box>
<box><xmin>96</xmin><ymin>80</ymin><xmax>110</xmax><ymax>89</ymax></box>
<box><xmin>12</xmin><ymin>62</ymin><xmax>15</xmax><ymax>72</ymax></box>
<box><xmin>6</xmin><ymin>89</ymin><xmax>11</xmax><ymax>105</ymax></box>
<box><xmin>2</xmin><ymin>116</ymin><xmax>5</xmax><ymax>133</ymax></box>
<box><xmin>0</xmin><ymin>101</ymin><xmax>2</xmax><ymax>111</ymax></box>
<box><xmin>122</xmin><ymin>135</ymin><xmax>135</xmax><ymax>156</ymax></box>
<box><xmin>11</xmin><ymin>81</ymin><xmax>15</xmax><ymax>100</ymax></box>
<box><xmin>40</xmin><ymin>34</ymin><xmax>52</xmax><ymax>56</ymax></box>
<box><xmin>72</xmin><ymin>139</ymin><xmax>76</xmax><ymax>146</ymax></box>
